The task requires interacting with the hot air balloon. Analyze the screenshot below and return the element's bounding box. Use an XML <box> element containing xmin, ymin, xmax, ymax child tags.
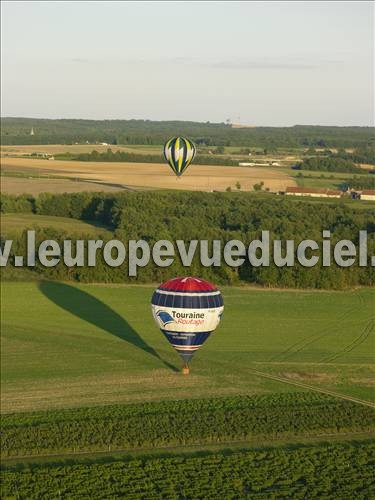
<box><xmin>163</xmin><ymin>137</ymin><xmax>196</xmax><ymax>177</ymax></box>
<box><xmin>151</xmin><ymin>277</ymin><xmax>224</xmax><ymax>374</ymax></box>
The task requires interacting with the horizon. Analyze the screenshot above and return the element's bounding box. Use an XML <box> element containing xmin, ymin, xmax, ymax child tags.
<box><xmin>2</xmin><ymin>116</ymin><xmax>374</xmax><ymax>128</ymax></box>
<box><xmin>1</xmin><ymin>1</ymin><xmax>374</xmax><ymax>126</ymax></box>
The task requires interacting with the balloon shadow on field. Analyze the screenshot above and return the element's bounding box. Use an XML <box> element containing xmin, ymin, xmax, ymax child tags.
<box><xmin>39</xmin><ymin>281</ymin><xmax>178</xmax><ymax>372</ymax></box>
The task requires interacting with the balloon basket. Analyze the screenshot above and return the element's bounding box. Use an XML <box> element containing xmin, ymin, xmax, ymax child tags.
<box><xmin>182</xmin><ymin>365</ymin><xmax>190</xmax><ymax>375</ymax></box>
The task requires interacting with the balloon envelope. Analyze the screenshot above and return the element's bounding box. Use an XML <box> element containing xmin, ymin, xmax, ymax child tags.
<box><xmin>151</xmin><ymin>277</ymin><xmax>223</xmax><ymax>365</ymax></box>
<box><xmin>163</xmin><ymin>137</ymin><xmax>196</xmax><ymax>177</ymax></box>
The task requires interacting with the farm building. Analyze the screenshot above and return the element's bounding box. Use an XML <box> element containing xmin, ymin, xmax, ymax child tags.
<box><xmin>285</xmin><ymin>187</ymin><xmax>342</xmax><ymax>198</ymax></box>
<box><xmin>349</xmin><ymin>189</ymin><xmax>375</xmax><ymax>201</ymax></box>
<box><xmin>239</xmin><ymin>162</ymin><xmax>271</xmax><ymax>166</ymax></box>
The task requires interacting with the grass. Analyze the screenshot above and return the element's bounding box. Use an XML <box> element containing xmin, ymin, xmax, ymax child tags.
<box><xmin>270</xmin><ymin>166</ymin><xmax>372</xmax><ymax>189</ymax></box>
<box><xmin>0</xmin><ymin>213</ymin><xmax>112</xmax><ymax>237</ymax></box>
<box><xmin>1</xmin><ymin>282</ymin><xmax>374</xmax><ymax>413</ymax></box>
<box><xmin>295</xmin><ymin>174</ymin><xmax>373</xmax><ymax>190</ymax></box>
<box><xmin>0</xmin><ymin>169</ymin><xmax>64</xmax><ymax>179</ymax></box>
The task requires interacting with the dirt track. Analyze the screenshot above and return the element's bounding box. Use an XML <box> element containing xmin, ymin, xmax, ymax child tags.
<box><xmin>1</xmin><ymin>157</ymin><xmax>296</xmax><ymax>193</ymax></box>
<box><xmin>249</xmin><ymin>368</ymin><xmax>375</xmax><ymax>409</ymax></box>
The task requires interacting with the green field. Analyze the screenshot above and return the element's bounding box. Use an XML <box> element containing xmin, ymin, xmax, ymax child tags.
<box><xmin>1</xmin><ymin>142</ymin><xmax>374</xmax><ymax>497</ymax></box>
<box><xmin>272</xmin><ymin>166</ymin><xmax>374</xmax><ymax>189</ymax></box>
<box><xmin>0</xmin><ymin>213</ymin><xmax>112</xmax><ymax>237</ymax></box>
<box><xmin>2</xmin><ymin>441</ymin><xmax>374</xmax><ymax>499</ymax></box>
<box><xmin>1</xmin><ymin>282</ymin><xmax>374</xmax><ymax>413</ymax></box>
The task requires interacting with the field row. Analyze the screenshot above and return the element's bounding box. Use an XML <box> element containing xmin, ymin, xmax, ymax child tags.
<box><xmin>2</xmin><ymin>441</ymin><xmax>374</xmax><ymax>499</ymax></box>
<box><xmin>2</xmin><ymin>393</ymin><xmax>375</xmax><ymax>458</ymax></box>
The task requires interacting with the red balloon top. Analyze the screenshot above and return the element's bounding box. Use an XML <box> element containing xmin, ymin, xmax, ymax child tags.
<box><xmin>158</xmin><ymin>276</ymin><xmax>217</xmax><ymax>293</ymax></box>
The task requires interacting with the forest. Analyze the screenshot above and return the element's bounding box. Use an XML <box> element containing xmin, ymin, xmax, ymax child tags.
<box><xmin>1</xmin><ymin>117</ymin><xmax>374</xmax><ymax>148</ymax></box>
<box><xmin>1</xmin><ymin>191</ymin><xmax>374</xmax><ymax>288</ymax></box>
<box><xmin>336</xmin><ymin>146</ymin><xmax>375</xmax><ymax>165</ymax></box>
<box><xmin>341</xmin><ymin>176</ymin><xmax>375</xmax><ymax>190</ymax></box>
<box><xmin>297</xmin><ymin>157</ymin><xmax>363</xmax><ymax>174</ymax></box>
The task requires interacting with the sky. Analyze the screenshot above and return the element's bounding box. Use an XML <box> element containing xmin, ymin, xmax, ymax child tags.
<box><xmin>1</xmin><ymin>1</ymin><xmax>374</xmax><ymax>126</ymax></box>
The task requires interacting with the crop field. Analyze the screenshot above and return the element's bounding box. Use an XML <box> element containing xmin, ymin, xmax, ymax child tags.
<box><xmin>0</xmin><ymin>157</ymin><xmax>296</xmax><ymax>193</ymax></box>
<box><xmin>2</xmin><ymin>392</ymin><xmax>374</xmax><ymax>457</ymax></box>
<box><xmin>0</xmin><ymin>175</ymin><xmax>124</xmax><ymax>195</ymax></box>
<box><xmin>270</xmin><ymin>166</ymin><xmax>373</xmax><ymax>189</ymax></box>
<box><xmin>1</xmin><ymin>156</ymin><xmax>374</xmax><ymax>499</ymax></box>
<box><xmin>1</xmin><ymin>282</ymin><xmax>374</xmax><ymax>414</ymax></box>
<box><xmin>0</xmin><ymin>144</ymin><xmax>298</xmax><ymax>162</ymax></box>
<box><xmin>2</xmin><ymin>441</ymin><xmax>374</xmax><ymax>499</ymax></box>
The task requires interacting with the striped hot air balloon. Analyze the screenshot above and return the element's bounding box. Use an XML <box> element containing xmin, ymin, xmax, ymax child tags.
<box><xmin>163</xmin><ymin>137</ymin><xmax>196</xmax><ymax>177</ymax></box>
<box><xmin>151</xmin><ymin>277</ymin><xmax>224</xmax><ymax>374</ymax></box>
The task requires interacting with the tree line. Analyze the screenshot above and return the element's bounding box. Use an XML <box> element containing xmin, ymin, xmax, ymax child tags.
<box><xmin>2</xmin><ymin>117</ymin><xmax>374</xmax><ymax>148</ymax></box>
<box><xmin>336</xmin><ymin>146</ymin><xmax>375</xmax><ymax>165</ymax></box>
<box><xmin>68</xmin><ymin>148</ymin><xmax>239</xmax><ymax>167</ymax></box>
<box><xmin>1</xmin><ymin>191</ymin><xmax>374</xmax><ymax>289</ymax></box>
<box><xmin>341</xmin><ymin>176</ymin><xmax>375</xmax><ymax>190</ymax></box>
<box><xmin>297</xmin><ymin>157</ymin><xmax>364</xmax><ymax>174</ymax></box>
